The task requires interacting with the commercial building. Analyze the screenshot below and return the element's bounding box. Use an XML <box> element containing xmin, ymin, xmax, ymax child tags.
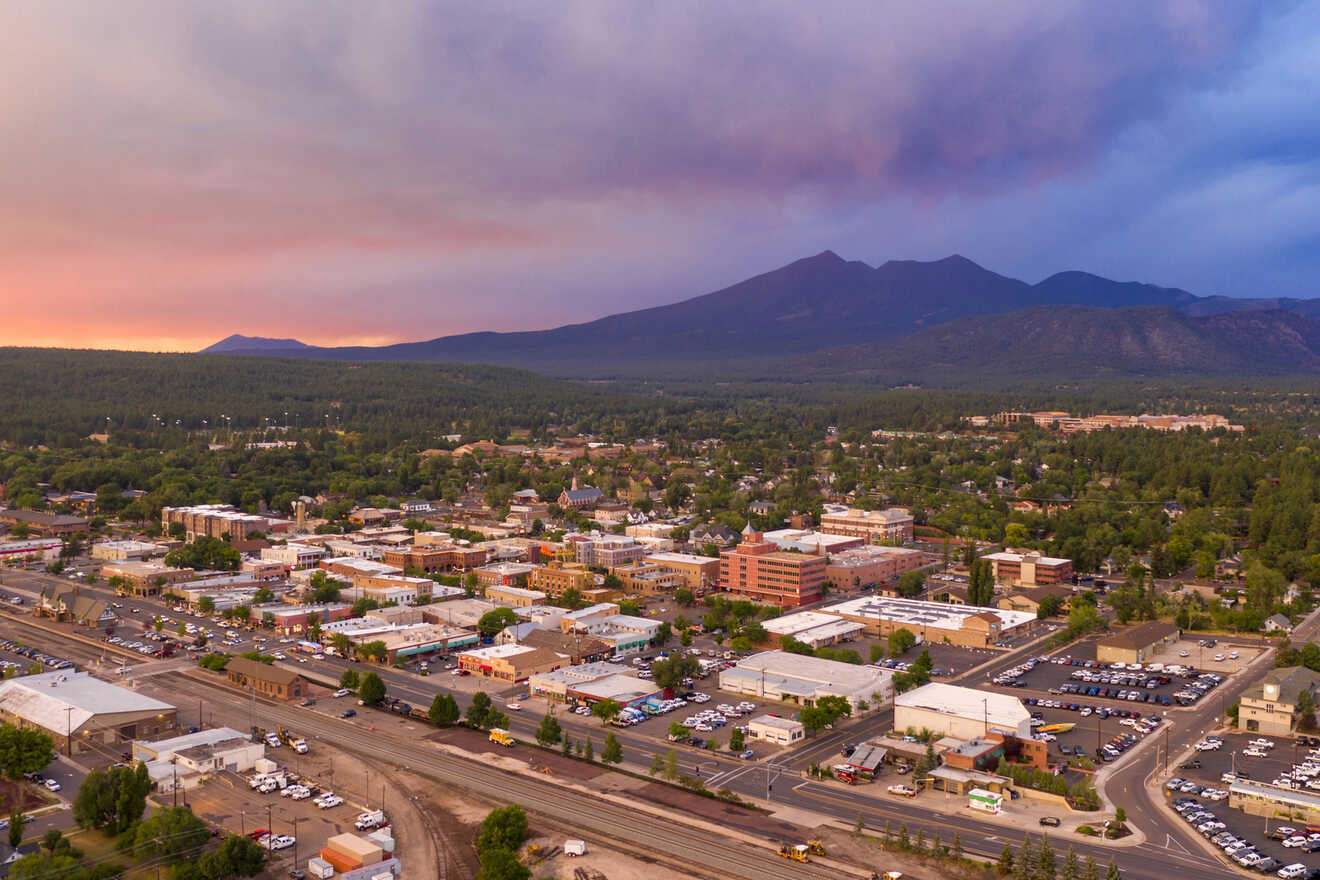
<box><xmin>457</xmin><ymin>644</ymin><xmax>566</xmax><ymax>683</ymax></box>
<box><xmin>746</xmin><ymin>714</ymin><xmax>805</xmax><ymax>746</ymax></box>
<box><xmin>531</xmin><ymin>563</ymin><xmax>596</xmax><ymax>598</ymax></box>
<box><xmin>981</xmin><ymin>552</ymin><xmax>1073</xmax><ymax>587</ymax></box>
<box><xmin>760</xmin><ymin>611</ymin><xmax>866</xmax><ymax>649</ymax></box>
<box><xmin>0</xmin><ymin>509</ymin><xmax>88</xmax><ymax>537</ymax></box>
<box><xmin>248</xmin><ymin>603</ymin><xmax>354</xmax><ymax>635</ymax></box>
<box><xmin>132</xmin><ymin>727</ymin><xmax>264</xmax><ymax>791</ymax></box>
<box><xmin>224</xmin><ymin>657</ymin><xmax>308</xmax><ymax>700</ymax></box>
<box><xmin>818</xmin><ymin>506</ymin><xmax>914</xmax><ymax>544</ymax></box>
<box><xmin>503</xmin><ymin>628</ymin><xmax>614</xmax><ymax>665</ymax></box>
<box><xmin>894</xmin><ymin>683</ymin><xmax>1032</xmax><ymax>739</ymax></box>
<box><xmin>382</xmin><ymin>545</ymin><xmax>487</xmax><ymax>573</ymax></box>
<box><xmin>825</xmin><ymin>545</ymin><xmax>926</xmax><ymax>590</ymax></box>
<box><xmin>642</xmin><ymin>552</ymin><xmax>721</xmax><ymax>591</ymax></box>
<box><xmin>1238</xmin><ymin>666</ymin><xmax>1320</xmax><ymax>735</ymax></box>
<box><xmin>347</xmin><ymin>574</ymin><xmax>434</xmax><ymax>606</ymax></box>
<box><xmin>821</xmin><ymin>596</ymin><xmax>1036</xmax><ymax>649</ymax></box>
<box><xmin>718</xmin><ymin>650</ymin><xmax>893</xmax><ymax>711</ymax></box>
<box><xmin>474</xmin><ymin>562</ymin><xmax>538</xmax><ymax>588</ymax></box>
<box><xmin>611</xmin><ymin>561</ymin><xmax>683</xmax><ymax>596</ymax></box>
<box><xmin>1095</xmin><ymin>621</ymin><xmax>1181</xmax><ymax>665</ymax></box>
<box><xmin>558</xmin><ymin>604</ymin><xmax>660</xmax><ymax>656</ymax></box>
<box><xmin>718</xmin><ymin>529</ymin><xmax>827</xmax><ymax>609</ymax></box>
<box><xmin>331</xmin><ymin>620</ymin><xmax>477</xmax><ymax>661</ymax></box>
<box><xmin>528</xmin><ymin>662</ymin><xmax>658</xmax><ymax>707</ymax></box>
<box><xmin>761</xmin><ymin>529</ymin><xmax>863</xmax><ymax>554</ymax></box>
<box><xmin>260</xmin><ymin>543</ymin><xmax>326</xmax><ymax>569</ymax></box>
<box><xmin>1230</xmin><ymin>782</ymin><xmax>1320</xmax><ymax>825</ymax></box>
<box><xmin>91</xmin><ymin>540</ymin><xmax>161</xmax><ymax>562</ymax></box>
<box><xmin>421</xmin><ymin>598</ymin><xmax>497</xmax><ymax>630</ymax></box>
<box><xmin>102</xmin><ymin>561</ymin><xmax>195</xmax><ymax>596</ymax></box>
<box><xmin>161</xmin><ymin>504</ymin><xmax>288</xmax><ymax>542</ymax></box>
<box><xmin>484</xmin><ymin>584</ymin><xmax>546</xmax><ymax>607</ymax></box>
<box><xmin>0</xmin><ymin>539</ymin><xmax>63</xmax><ymax>563</ymax></box>
<box><xmin>571</xmin><ymin>534</ymin><xmax>648</xmax><ymax>569</ymax></box>
<box><xmin>36</xmin><ymin>586</ymin><xmax>117</xmax><ymax>628</ymax></box>
<box><xmin>0</xmin><ymin>671</ymin><xmax>176</xmax><ymax>755</ymax></box>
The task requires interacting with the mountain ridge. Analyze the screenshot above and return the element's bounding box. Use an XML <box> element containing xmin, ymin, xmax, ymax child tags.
<box><xmin>200</xmin><ymin>252</ymin><xmax>1320</xmax><ymax>381</ymax></box>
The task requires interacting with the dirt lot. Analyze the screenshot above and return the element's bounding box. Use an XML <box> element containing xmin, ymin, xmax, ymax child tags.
<box><xmin>524</xmin><ymin>836</ymin><xmax>696</xmax><ymax>880</ymax></box>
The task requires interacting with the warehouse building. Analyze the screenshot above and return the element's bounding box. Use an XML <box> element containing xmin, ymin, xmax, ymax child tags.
<box><xmin>718</xmin><ymin>650</ymin><xmax>893</xmax><ymax>711</ymax></box>
<box><xmin>1095</xmin><ymin>620</ymin><xmax>1180</xmax><ymax>665</ymax></box>
<box><xmin>0</xmin><ymin>671</ymin><xmax>176</xmax><ymax>756</ymax></box>
<box><xmin>894</xmin><ymin>683</ymin><xmax>1032</xmax><ymax>739</ymax></box>
<box><xmin>760</xmin><ymin>611</ymin><xmax>865</xmax><ymax>648</ymax></box>
<box><xmin>528</xmin><ymin>662</ymin><xmax>658</xmax><ymax>707</ymax></box>
<box><xmin>821</xmin><ymin>596</ymin><xmax>1036</xmax><ymax>649</ymax></box>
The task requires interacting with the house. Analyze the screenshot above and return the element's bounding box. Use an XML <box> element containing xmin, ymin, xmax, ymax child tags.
<box><xmin>224</xmin><ymin>657</ymin><xmax>308</xmax><ymax>700</ymax></box>
<box><xmin>689</xmin><ymin>523</ymin><xmax>738</xmax><ymax>548</ymax></box>
<box><xmin>997</xmin><ymin>585</ymin><xmax>1073</xmax><ymax>616</ymax></box>
<box><xmin>1264</xmin><ymin>613</ymin><xmax>1293</xmax><ymax>634</ymax></box>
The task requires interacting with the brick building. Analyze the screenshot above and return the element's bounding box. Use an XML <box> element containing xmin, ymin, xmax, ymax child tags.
<box><xmin>717</xmin><ymin>527</ymin><xmax>827</xmax><ymax>608</ymax></box>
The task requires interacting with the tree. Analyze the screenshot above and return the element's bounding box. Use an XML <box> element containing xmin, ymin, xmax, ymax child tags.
<box><xmin>164</xmin><ymin>536</ymin><xmax>240</xmax><ymax>572</ymax></box>
<box><xmin>131</xmin><ymin>806</ymin><xmax>210</xmax><ymax>859</ymax></box>
<box><xmin>870</xmin><ymin>642</ymin><xmax>886</xmax><ymax>663</ymax></box>
<box><xmin>674</xmin><ymin>588</ymin><xmax>694</xmax><ymax>606</ymax></box>
<box><xmin>74</xmin><ymin>763</ymin><xmax>150</xmax><ymax>834</ymax></box>
<box><xmin>7</xmin><ymin>809</ymin><xmax>20</xmax><ymax>848</ymax></box>
<box><xmin>339</xmin><ymin>669</ymin><xmax>360</xmax><ymax>690</ymax></box>
<box><xmin>197</xmin><ymin>596</ymin><xmax>215</xmax><ymax>614</ymax></box>
<box><xmin>476</xmin><ymin>804</ymin><xmax>529</xmax><ymax>853</ymax></box>
<box><xmin>888</xmin><ymin>628</ymin><xmax>917</xmax><ymax>657</ymax></box>
<box><xmin>649</xmin><ymin>752</ymin><xmax>664</xmax><ymax>776</ymax></box>
<box><xmin>0</xmin><ymin>725</ymin><xmax>53</xmax><ymax>779</ymax></box>
<box><xmin>429</xmin><ymin>693</ymin><xmax>460</xmax><ymax>726</ymax></box>
<box><xmin>968</xmin><ymin>559</ymin><xmax>996</xmax><ymax>606</ymax></box>
<box><xmin>583</xmin><ymin>738</ymin><xmax>594</xmax><ymax>761</ymax></box>
<box><xmin>1104</xmin><ymin>859</ymin><xmax>1121</xmax><ymax>880</ymax></box>
<box><xmin>535</xmin><ymin>714</ymin><xmax>563</xmax><ymax>746</ymax></box>
<box><xmin>561</xmin><ymin>734</ymin><xmax>572</xmax><ymax>756</ymax></box>
<box><xmin>663</xmin><ymin>748</ymin><xmax>679</xmax><ymax>780</ymax></box>
<box><xmin>1060</xmin><ymin>847</ymin><xmax>1079</xmax><ymax>880</ymax></box>
<box><xmin>729</xmin><ymin>728</ymin><xmax>745</xmax><ymax>752</ymax></box>
<box><xmin>198</xmin><ymin>835</ymin><xmax>267</xmax><ymax>880</ymax></box>
<box><xmin>474</xmin><ymin>846</ymin><xmax>530</xmax><ymax>880</ymax></box>
<box><xmin>468</xmin><ymin>691</ymin><xmax>494</xmax><ymax>729</ymax></box>
<box><xmin>896</xmin><ymin>570</ymin><xmax>925</xmax><ymax>598</ymax></box>
<box><xmin>602</xmin><ymin>732</ymin><xmax>623</xmax><ymax>764</ymax></box>
<box><xmin>357</xmin><ymin>640</ymin><xmax>388</xmax><ymax>662</ymax></box>
<box><xmin>1081</xmin><ymin>857</ymin><xmax>1099</xmax><ymax>880</ymax></box>
<box><xmin>998</xmin><ymin>843</ymin><xmax>1015</xmax><ymax>875</ymax></box>
<box><xmin>477</xmin><ymin>607</ymin><xmax>519</xmax><ymax>638</ymax></box>
<box><xmin>591</xmin><ymin>699</ymin><xmax>621</xmax><ymax>726</ymax></box>
<box><xmin>651</xmin><ymin>655</ymin><xmax>699</xmax><ymax>691</ymax></box>
<box><xmin>1035</xmin><ymin>834</ymin><xmax>1057</xmax><ymax>880</ymax></box>
<box><xmin>1037</xmin><ymin>594</ymin><xmax>1065</xmax><ymax>619</ymax></box>
<box><xmin>358</xmin><ymin>671</ymin><xmax>386</xmax><ymax>706</ymax></box>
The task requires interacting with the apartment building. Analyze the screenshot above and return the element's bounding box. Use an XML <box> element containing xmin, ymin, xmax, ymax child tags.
<box><xmin>571</xmin><ymin>534</ymin><xmax>648</xmax><ymax>569</ymax></box>
<box><xmin>382</xmin><ymin>545</ymin><xmax>487</xmax><ymax>574</ymax></box>
<box><xmin>717</xmin><ymin>528</ymin><xmax>827</xmax><ymax>609</ymax></box>
<box><xmin>612</xmin><ymin>561</ymin><xmax>683</xmax><ymax>596</ymax></box>
<box><xmin>161</xmin><ymin>504</ymin><xmax>288</xmax><ymax>542</ymax></box>
<box><xmin>818</xmin><ymin>506</ymin><xmax>914</xmax><ymax>544</ymax></box>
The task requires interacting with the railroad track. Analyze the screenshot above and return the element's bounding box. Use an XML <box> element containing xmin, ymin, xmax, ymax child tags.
<box><xmin>170</xmin><ymin>670</ymin><xmax>865</xmax><ymax>880</ymax></box>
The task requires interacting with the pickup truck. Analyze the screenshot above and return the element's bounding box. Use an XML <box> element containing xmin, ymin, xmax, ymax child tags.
<box><xmin>355</xmin><ymin>810</ymin><xmax>385</xmax><ymax>831</ymax></box>
<box><xmin>887</xmin><ymin>785</ymin><xmax>917</xmax><ymax>797</ymax></box>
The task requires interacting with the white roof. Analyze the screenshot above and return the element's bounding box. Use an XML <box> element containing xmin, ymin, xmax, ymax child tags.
<box><xmin>459</xmin><ymin>643</ymin><xmax>537</xmax><ymax>660</ymax></box>
<box><xmin>982</xmin><ymin>551</ymin><xmax>1071</xmax><ymax>566</ymax></box>
<box><xmin>761</xmin><ymin>529</ymin><xmax>859</xmax><ymax>552</ymax></box>
<box><xmin>748</xmin><ymin>714</ymin><xmax>803</xmax><ymax>732</ymax></box>
<box><xmin>644</xmin><ymin>552</ymin><xmax>715</xmax><ymax>565</ymax></box>
<box><xmin>895</xmin><ymin>683</ymin><xmax>1030</xmax><ymax>728</ymax></box>
<box><xmin>823</xmin><ymin>596</ymin><xmax>1035</xmax><ymax>632</ymax></box>
<box><xmin>761</xmin><ymin>611</ymin><xmax>843</xmax><ymax>635</ymax></box>
<box><xmin>135</xmin><ymin>726</ymin><xmax>249</xmax><ymax>756</ymax></box>
<box><xmin>0</xmin><ymin>671</ymin><xmax>174</xmax><ymax>732</ymax></box>
<box><xmin>730</xmin><ymin>651</ymin><xmax>892</xmax><ymax>691</ymax></box>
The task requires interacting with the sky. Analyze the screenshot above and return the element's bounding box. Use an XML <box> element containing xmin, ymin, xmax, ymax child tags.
<box><xmin>2</xmin><ymin>1</ymin><xmax>1318</xmax><ymax>351</ymax></box>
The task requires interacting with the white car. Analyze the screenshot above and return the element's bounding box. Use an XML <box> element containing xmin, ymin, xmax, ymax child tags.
<box><xmin>1278</xmin><ymin>864</ymin><xmax>1309</xmax><ymax>880</ymax></box>
<box><xmin>1282</xmin><ymin>836</ymin><xmax>1307</xmax><ymax>848</ymax></box>
<box><xmin>1250</xmin><ymin>738</ymin><xmax>1275</xmax><ymax>748</ymax></box>
<box><xmin>316</xmin><ymin>795</ymin><xmax>343</xmax><ymax>809</ymax></box>
<box><xmin>334</xmin><ymin>688</ymin><xmax>351</xmax><ymax>698</ymax></box>
<box><xmin>44</xmin><ymin>779</ymin><xmax>61</xmax><ymax>792</ymax></box>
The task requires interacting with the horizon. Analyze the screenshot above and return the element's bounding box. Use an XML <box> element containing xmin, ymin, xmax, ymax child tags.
<box><xmin>3</xmin><ymin>3</ymin><xmax>1318</xmax><ymax>351</ymax></box>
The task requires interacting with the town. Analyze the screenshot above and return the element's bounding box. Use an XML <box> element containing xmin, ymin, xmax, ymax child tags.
<box><xmin>0</xmin><ymin>405</ymin><xmax>1316</xmax><ymax>880</ymax></box>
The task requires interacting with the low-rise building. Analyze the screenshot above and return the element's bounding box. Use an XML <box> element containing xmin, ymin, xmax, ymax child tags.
<box><xmin>825</xmin><ymin>545</ymin><xmax>926</xmax><ymax>590</ymax></box>
<box><xmin>718</xmin><ymin>528</ymin><xmax>827</xmax><ymax>608</ymax></box>
<box><xmin>0</xmin><ymin>671</ymin><xmax>176</xmax><ymax>756</ymax></box>
<box><xmin>1095</xmin><ymin>620</ymin><xmax>1180</xmax><ymax>665</ymax></box>
<box><xmin>818</xmin><ymin>506</ymin><xmax>914</xmax><ymax>544</ymax></box>
<box><xmin>611</xmin><ymin>561</ymin><xmax>683</xmax><ymax>596</ymax></box>
<box><xmin>36</xmin><ymin>586</ymin><xmax>116</xmax><ymax>628</ymax></box>
<box><xmin>0</xmin><ymin>538</ymin><xmax>63</xmax><ymax>563</ymax></box>
<box><xmin>132</xmin><ymin>727</ymin><xmax>264</xmax><ymax>790</ymax></box>
<box><xmin>746</xmin><ymin>714</ymin><xmax>805</xmax><ymax>746</ymax></box>
<box><xmin>893</xmin><ymin>683</ymin><xmax>1032</xmax><ymax>739</ymax></box>
<box><xmin>981</xmin><ymin>551</ymin><xmax>1073</xmax><ymax>587</ymax></box>
<box><xmin>224</xmin><ymin>657</ymin><xmax>309</xmax><ymax>700</ymax></box>
<box><xmin>572</xmin><ymin>534</ymin><xmax>648</xmax><ymax>569</ymax></box>
<box><xmin>531</xmin><ymin>562</ymin><xmax>596</xmax><ymax>598</ymax></box>
<box><xmin>101</xmin><ymin>561</ymin><xmax>195</xmax><ymax>596</ymax></box>
<box><xmin>91</xmin><ymin>540</ymin><xmax>161</xmax><ymax>562</ymax></box>
<box><xmin>641</xmin><ymin>552</ymin><xmax>720</xmax><ymax>591</ymax></box>
<box><xmin>718</xmin><ymin>651</ymin><xmax>893</xmax><ymax>711</ymax></box>
<box><xmin>821</xmin><ymin>596</ymin><xmax>1036</xmax><ymax>649</ymax></box>
<box><xmin>0</xmin><ymin>509</ymin><xmax>88</xmax><ymax>537</ymax></box>
<box><xmin>457</xmin><ymin>644</ymin><xmax>566</xmax><ymax>683</ymax></box>
<box><xmin>760</xmin><ymin>611</ymin><xmax>865</xmax><ymax>648</ymax></box>
<box><xmin>382</xmin><ymin>545</ymin><xmax>486</xmax><ymax>574</ymax></box>
<box><xmin>260</xmin><ymin>543</ymin><xmax>326</xmax><ymax>569</ymax></box>
<box><xmin>484</xmin><ymin>584</ymin><xmax>546</xmax><ymax>607</ymax></box>
<box><xmin>474</xmin><ymin>562</ymin><xmax>538</xmax><ymax>588</ymax></box>
<box><xmin>761</xmin><ymin>529</ymin><xmax>863</xmax><ymax>554</ymax></box>
<box><xmin>527</xmin><ymin>662</ymin><xmax>658</xmax><ymax>707</ymax></box>
<box><xmin>1238</xmin><ymin>666</ymin><xmax>1320</xmax><ymax>736</ymax></box>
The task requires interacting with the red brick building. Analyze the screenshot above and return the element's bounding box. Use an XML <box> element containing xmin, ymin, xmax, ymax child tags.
<box><xmin>718</xmin><ymin>528</ymin><xmax>827</xmax><ymax>608</ymax></box>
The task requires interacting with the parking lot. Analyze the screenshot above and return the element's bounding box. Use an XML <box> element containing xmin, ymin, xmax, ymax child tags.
<box><xmin>1165</xmin><ymin>731</ymin><xmax>1320</xmax><ymax>875</ymax></box>
<box><xmin>991</xmin><ymin>650</ymin><xmax>1227</xmax><ymax>710</ymax></box>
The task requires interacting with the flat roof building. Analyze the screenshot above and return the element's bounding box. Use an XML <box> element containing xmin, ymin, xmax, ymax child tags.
<box><xmin>484</xmin><ymin>584</ymin><xmax>546</xmax><ymax>607</ymax></box>
<box><xmin>718</xmin><ymin>529</ymin><xmax>827</xmax><ymax>609</ymax></box>
<box><xmin>818</xmin><ymin>506</ymin><xmax>914</xmax><ymax>544</ymax></box>
<box><xmin>457</xmin><ymin>644</ymin><xmax>565</xmax><ymax>683</ymax></box>
<box><xmin>982</xmin><ymin>552</ymin><xmax>1073</xmax><ymax>587</ymax></box>
<box><xmin>746</xmin><ymin>714</ymin><xmax>805</xmax><ymax>746</ymax></box>
<box><xmin>91</xmin><ymin>540</ymin><xmax>161</xmax><ymax>562</ymax></box>
<box><xmin>760</xmin><ymin>611</ymin><xmax>866</xmax><ymax>648</ymax></box>
<box><xmin>821</xmin><ymin>596</ymin><xmax>1036</xmax><ymax>649</ymax></box>
<box><xmin>718</xmin><ymin>650</ymin><xmax>893</xmax><ymax>711</ymax></box>
<box><xmin>641</xmin><ymin>552</ymin><xmax>720</xmax><ymax>591</ymax></box>
<box><xmin>528</xmin><ymin>662</ymin><xmax>658</xmax><ymax>707</ymax></box>
<box><xmin>894</xmin><ymin>683</ymin><xmax>1032</xmax><ymax>739</ymax></box>
<box><xmin>825</xmin><ymin>545</ymin><xmax>926</xmax><ymax>590</ymax></box>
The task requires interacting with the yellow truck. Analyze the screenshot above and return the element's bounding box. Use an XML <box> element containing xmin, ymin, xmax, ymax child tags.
<box><xmin>489</xmin><ymin>728</ymin><xmax>515</xmax><ymax>747</ymax></box>
<box><xmin>777</xmin><ymin>843</ymin><xmax>809</xmax><ymax>863</ymax></box>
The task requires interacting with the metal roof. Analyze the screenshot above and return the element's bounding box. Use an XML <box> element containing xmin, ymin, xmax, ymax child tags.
<box><xmin>0</xmin><ymin>671</ymin><xmax>173</xmax><ymax>732</ymax></box>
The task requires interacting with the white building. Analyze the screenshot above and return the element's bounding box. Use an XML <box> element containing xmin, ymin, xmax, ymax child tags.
<box><xmin>718</xmin><ymin>650</ymin><xmax>893</xmax><ymax>711</ymax></box>
<box><xmin>132</xmin><ymin>727</ymin><xmax>265</xmax><ymax>790</ymax></box>
<box><xmin>91</xmin><ymin>540</ymin><xmax>161</xmax><ymax>562</ymax></box>
<box><xmin>0</xmin><ymin>539</ymin><xmax>63</xmax><ymax>563</ymax></box>
<box><xmin>761</xmin><ymin>611</ymin><xmax>866</xmax><ymax>648</ymax></box>
<box><xmin>261</xmin><ymin>543</ymin><xmax>326</xmax><ymax>569</ymax></box>
<box><xmin>747</xmin><ymin>714</ymin><xmax>805</xmax><ymax>746</ymax></box>
<box><xmin>894</xmin><ymin>683</ymin><xmax>1032</xmax><ymax>739</ymax></box>
<box><xmin>761</xmin><ymin>529</ymin><xmax>862</xmax><ymax>554</ymax></box>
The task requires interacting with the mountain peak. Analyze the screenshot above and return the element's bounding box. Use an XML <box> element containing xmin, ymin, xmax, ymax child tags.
<box><xmin>202</xmin><ymin>334</ymin><xmax>310</xmax><ymax>354</ymax></box>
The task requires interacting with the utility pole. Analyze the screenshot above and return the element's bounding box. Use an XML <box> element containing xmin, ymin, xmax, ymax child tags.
<box><xmin>65</xmin><ymin>706</ymin><xmax>74</xmax><ymax>756</ymax></box>
<box><xmin>292</xmin><ymin>817</ymin><xmax>299</xmax><ymax>870</ymax></box>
